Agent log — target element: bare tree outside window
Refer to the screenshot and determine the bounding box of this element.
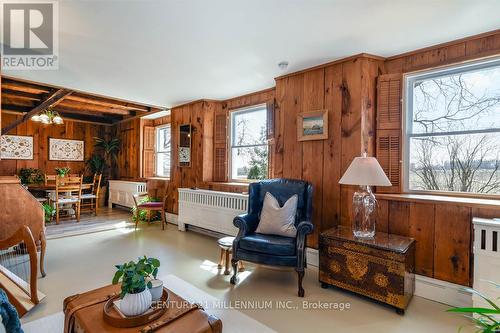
[230,105,268,180]
[407,60,500,195]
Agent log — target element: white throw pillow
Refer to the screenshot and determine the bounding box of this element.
[256,192,298,237]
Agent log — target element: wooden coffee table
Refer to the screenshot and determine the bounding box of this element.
[63,284,222,333]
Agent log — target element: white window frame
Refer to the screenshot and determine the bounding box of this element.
[403,57,500,197]
[229,104,269,182]
[154,124,171,179]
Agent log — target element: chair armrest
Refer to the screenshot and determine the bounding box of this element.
[296,221,314,248]
[233,213,259,238]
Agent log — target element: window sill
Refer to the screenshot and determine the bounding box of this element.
[146,177,171,181]
[375,193,500,209]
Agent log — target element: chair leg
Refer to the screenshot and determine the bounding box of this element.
[217,249,224,269]
[76,203,81,222]
[230,258,238,284]
[56,204,59,224]
[296,268,305,297]
[135,209,139,230]
[40,232,47,278]
[161,209,165,230]
[224,250,231,275]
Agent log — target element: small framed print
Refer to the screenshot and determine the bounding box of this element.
[297,109,328,141]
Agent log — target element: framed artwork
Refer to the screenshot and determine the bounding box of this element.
[297,110,328,141]
[178,124,191,167]
[49,138,84,161]
[0,135,34,160]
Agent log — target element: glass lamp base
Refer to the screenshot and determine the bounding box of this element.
[352,185,377,239]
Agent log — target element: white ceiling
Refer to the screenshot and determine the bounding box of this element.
[4,0,500,108]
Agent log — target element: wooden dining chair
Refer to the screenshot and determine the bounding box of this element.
[132,192,167,230]
[80,174,102,216]
[52,176,83,224]
[44,174,56,185]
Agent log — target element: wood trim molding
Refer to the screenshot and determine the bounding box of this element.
[386,29,500,60]
[274,53,386,80]
[376,193,500,209]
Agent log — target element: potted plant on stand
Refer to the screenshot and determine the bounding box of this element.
[112,256,160,316]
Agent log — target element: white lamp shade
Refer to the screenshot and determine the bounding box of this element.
[339,156,392,186]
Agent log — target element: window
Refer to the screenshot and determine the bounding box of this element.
[405,58,500,196]
[155,124,171,178]
[230,104,268,181]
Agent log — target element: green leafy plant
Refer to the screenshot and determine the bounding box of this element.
[42,203,55,223]
[448,281,500,332]
[131,196,161,222]
[18,168,44,185]
[55,167,71,177]
[86,154,105,175]
[112,256,160,298]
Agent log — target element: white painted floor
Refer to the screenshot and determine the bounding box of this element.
[22,209,472,333]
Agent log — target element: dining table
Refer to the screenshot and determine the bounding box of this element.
[28,183,93,191]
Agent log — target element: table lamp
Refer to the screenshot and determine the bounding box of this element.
[339,153,392,238]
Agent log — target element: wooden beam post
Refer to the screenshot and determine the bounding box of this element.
[1,88,72,135]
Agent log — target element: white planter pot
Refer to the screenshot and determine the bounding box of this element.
[119,288,152,316]
[149,279,163,301]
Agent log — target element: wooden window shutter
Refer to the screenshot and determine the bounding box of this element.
[143,126,155,178]
[376,74,402,193]
[213,111,228,182]
[266,100,275,140]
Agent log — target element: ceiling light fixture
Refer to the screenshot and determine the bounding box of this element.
[278,61,289,70]
[31,108,64,125]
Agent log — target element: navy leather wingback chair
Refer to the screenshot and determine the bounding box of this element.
[230,178,313,297]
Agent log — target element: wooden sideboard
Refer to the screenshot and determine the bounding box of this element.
[319,226,415,314]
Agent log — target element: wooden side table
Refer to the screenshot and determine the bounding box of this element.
[319,226,415,314]
[217,237,244,275]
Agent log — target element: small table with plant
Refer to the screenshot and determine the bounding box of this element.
[62,256,222,332]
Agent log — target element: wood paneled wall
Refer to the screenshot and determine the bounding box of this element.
[0,112,108,176]
[124,30,500,287]
[273,56,383,247]
[114,118,144,180]
[374,29,500,286]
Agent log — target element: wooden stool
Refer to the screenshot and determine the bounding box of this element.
[217,236,244,275]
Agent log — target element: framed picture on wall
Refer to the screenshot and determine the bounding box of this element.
[297,109,328,141]
[48,138,85,161]
[0,135,34,160]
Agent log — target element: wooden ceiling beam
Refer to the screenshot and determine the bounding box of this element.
[1,88,43,101]
[65,94,150,112]
[1,79,51,94]
[1,88,73,135]
[57,100,131,115]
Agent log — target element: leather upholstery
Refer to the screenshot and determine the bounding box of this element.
[231,178,314,295]
[239,233,296,256]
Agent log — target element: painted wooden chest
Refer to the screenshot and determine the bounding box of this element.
[319,226,415,313]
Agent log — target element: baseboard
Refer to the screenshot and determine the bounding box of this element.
[306,248,319,267]
[165,212,178,225]
[414,275,472,308]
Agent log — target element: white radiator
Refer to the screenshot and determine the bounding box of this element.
[178,188,248,236]
[108,180,147,209]
[472,217,500,315]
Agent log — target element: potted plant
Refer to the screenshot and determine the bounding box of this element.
[112,256,160,316]
[18,168,44,185]
[42,203,55,223]
[55,167,71,177]
[94,137,120,206]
